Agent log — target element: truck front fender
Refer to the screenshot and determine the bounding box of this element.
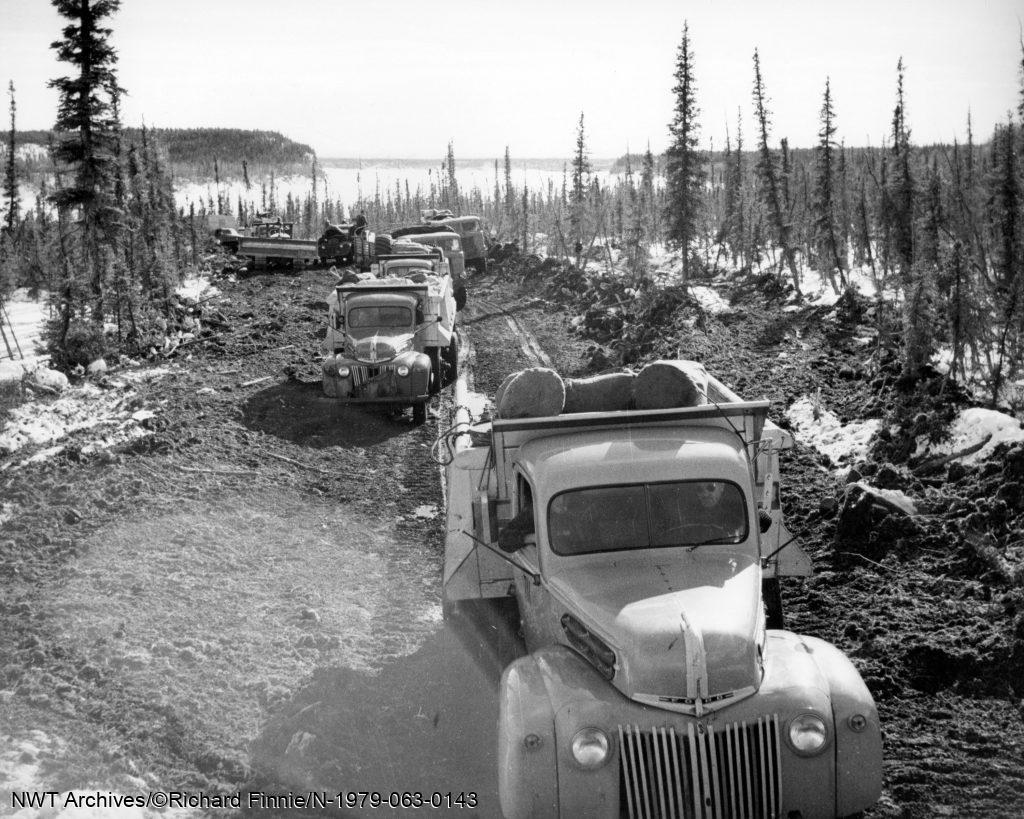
[801,635,883,817]
[499,654,559,819]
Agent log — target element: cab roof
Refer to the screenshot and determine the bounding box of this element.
[514,426,751,497]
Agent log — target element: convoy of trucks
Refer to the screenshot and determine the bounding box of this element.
[224,198,880,817]
[443,371,881,819]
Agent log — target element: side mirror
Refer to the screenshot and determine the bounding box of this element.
[758,509,773,534]
[334,313,345,331]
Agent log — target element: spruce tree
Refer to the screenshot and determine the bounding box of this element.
[887,58,915,274]
[986,119,1023,403]
[664,22,705,282]
[569,112,591,264]
[445,141,459,213]
[48,0,125,330]
[752,49,801,297]
[812,78,843,291]
[3,81,20,237]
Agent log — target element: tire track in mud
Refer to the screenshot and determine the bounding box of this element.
[468,298,552,369]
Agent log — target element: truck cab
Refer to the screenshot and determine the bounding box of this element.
[421,209,488,273]
[443,375,881,818]
[317,221,357,265]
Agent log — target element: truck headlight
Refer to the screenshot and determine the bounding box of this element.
[396,364,410,377]
[571,728,611,769]
[787,714,829,756]
[336,365,350,378]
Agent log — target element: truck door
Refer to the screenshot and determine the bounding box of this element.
[510,473,544,646]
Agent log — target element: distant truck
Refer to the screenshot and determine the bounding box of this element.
[321,249,459,424]
[356,228,468,310]
[217,214,358,268]
[421,209,488,273]
[443,371,881,819]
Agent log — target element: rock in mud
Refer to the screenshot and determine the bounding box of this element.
[835,481,921,557]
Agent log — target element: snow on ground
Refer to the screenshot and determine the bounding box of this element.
[175,276,218,303]
[785,395,881,467]
[689,285,732,315]
[0,731,197,819]
[1,290,50,382]
[932,407,1024,464]
[848,481,919,515]
[0,367,169,467]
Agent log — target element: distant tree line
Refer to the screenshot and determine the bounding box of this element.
[1,6,1022,410]
[1,127,313,179]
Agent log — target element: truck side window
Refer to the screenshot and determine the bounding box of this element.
[498,478,535,552]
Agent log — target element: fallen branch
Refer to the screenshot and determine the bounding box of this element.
[963,530,1020,586]
[911,433,992,476]
[264,451,331,474]
[174,464,260,476]
[240,376,273,388]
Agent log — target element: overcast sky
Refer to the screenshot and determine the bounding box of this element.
[1,0,1021,159]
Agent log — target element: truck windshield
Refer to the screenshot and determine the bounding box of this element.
[547,480,748,555]
[348,306,413,328]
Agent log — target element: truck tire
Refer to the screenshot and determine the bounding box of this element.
[441,335,459,386]
[427,348,441,395]
[412,402,427,425]
[763,577,785,630]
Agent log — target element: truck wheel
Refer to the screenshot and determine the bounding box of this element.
[442,335,459,386]
[763,578,785,630]
[428,348,441,395]
[412,402,427,425]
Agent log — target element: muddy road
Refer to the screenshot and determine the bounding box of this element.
[2,266,1024,818]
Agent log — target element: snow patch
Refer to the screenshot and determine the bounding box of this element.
[0,290,50,382]
[933,407,1024,464]
[411,505,438,520]
[850,481,919,516]
[689,285,732,315]
[0,371,167,464]
[175,276,218,302]
[785,396,880,466]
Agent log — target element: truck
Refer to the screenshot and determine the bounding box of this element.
[321,249,459,424]
[355,229,468,310]
[443,370,882,819]
[219,215,358,268]
[421,208,488,273]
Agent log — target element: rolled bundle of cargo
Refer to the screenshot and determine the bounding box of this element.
[391,239,431,255]
[340,270,374,284]
[562,371,636,413]
[495,367,566,419]
[632,359,708,409]
[374,234,394,255]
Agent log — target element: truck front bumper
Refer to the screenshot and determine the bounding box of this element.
[322,353,431,403]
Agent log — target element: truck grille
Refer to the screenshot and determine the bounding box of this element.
[618,716,782,819]
[351,365,397,386]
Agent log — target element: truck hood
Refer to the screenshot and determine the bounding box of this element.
[548,553,762,714]
[346,332,414,364]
